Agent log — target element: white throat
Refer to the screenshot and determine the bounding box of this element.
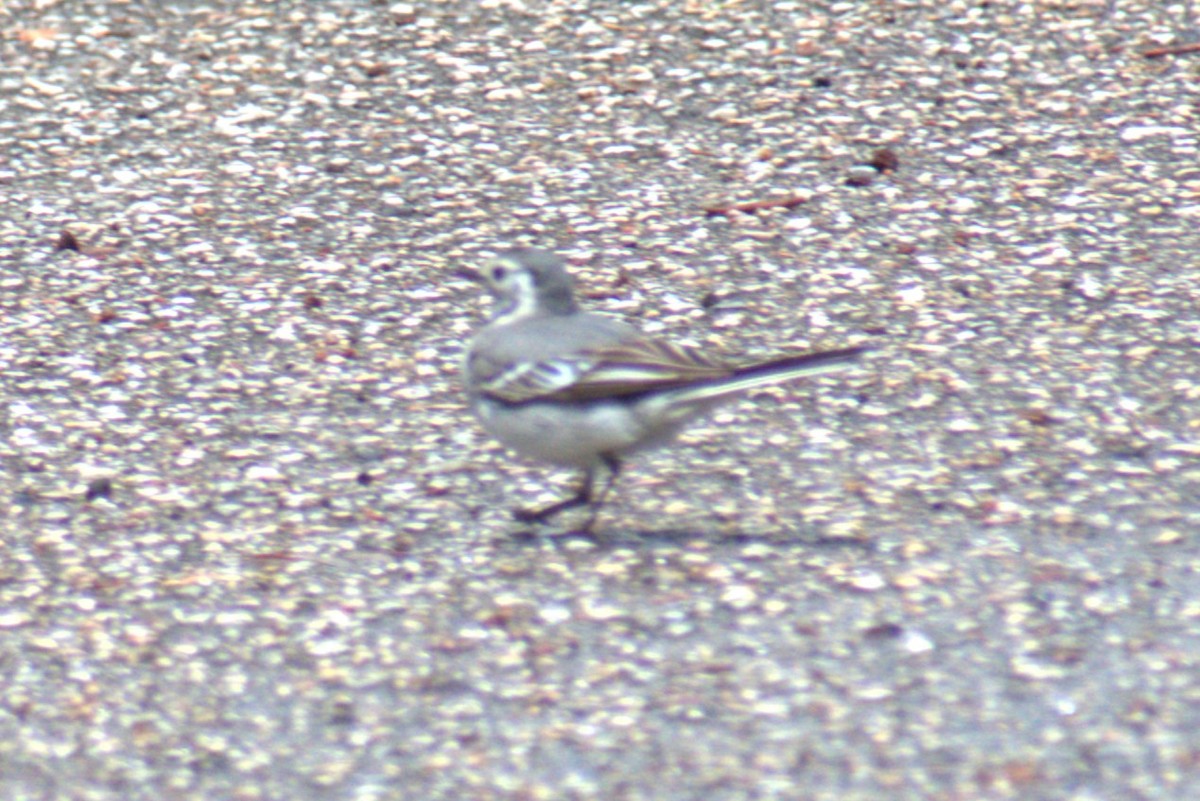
[490,272,541,326]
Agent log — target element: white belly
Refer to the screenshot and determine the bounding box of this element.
[473,397,686,467]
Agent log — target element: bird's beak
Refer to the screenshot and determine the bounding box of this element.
[453,266,484,284]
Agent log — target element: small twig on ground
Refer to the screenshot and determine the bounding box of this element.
[703,196,808,217]
[1142,42,1200,58]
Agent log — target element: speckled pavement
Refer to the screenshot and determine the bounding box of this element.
[2,2,1199,799]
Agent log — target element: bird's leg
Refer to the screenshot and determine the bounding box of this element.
[513,466,595,524]
[578,455,621,534]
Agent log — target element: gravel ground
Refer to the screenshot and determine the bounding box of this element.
[2,1,1200,799]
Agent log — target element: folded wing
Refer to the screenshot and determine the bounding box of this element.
[478,336,734,404]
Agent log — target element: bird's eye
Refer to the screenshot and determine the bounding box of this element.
[490,265,507,282]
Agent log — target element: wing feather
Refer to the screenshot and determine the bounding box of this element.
[477,336,734,404]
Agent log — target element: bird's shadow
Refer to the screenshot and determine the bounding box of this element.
[499,524,877,552]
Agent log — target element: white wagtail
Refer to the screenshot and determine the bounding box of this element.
[463,248,866,530]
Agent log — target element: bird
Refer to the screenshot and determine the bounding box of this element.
[462,248,866,532]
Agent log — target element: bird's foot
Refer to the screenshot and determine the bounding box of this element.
[512,493,590,524]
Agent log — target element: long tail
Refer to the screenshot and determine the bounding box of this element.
[667,346,866,406]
